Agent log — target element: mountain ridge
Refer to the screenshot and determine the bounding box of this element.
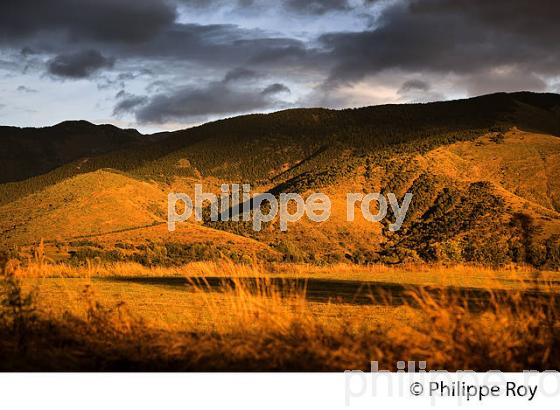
[2,91,560,268]
[2,91,560,200]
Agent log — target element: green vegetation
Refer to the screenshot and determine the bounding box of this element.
[63,241,269,267]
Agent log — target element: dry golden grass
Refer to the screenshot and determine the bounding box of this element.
[427,131,560,208]
[15,256,560,293]
[425,130,560,237]
[0,170,167,244]
[18,264,418,333]
[1,255,559,371]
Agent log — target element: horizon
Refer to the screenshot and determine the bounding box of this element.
[1,89,555,135]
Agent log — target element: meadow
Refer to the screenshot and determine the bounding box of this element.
[1,252,559,371]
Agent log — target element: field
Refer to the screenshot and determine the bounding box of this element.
[2,256,559,371]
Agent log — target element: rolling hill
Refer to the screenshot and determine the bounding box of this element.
[1,92,559,268]
[0,120,149,184]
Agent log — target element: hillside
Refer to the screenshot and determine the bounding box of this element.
[202,129,560,267]
[1,92,560,268]
[0,169,167,243]
[0,169,275,264]
[0,120,144,184]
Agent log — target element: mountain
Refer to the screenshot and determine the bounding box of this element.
[2,91,560,204]
[0,120,144,184]
[1,92,559,268]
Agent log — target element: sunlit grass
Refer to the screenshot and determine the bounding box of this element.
[14,256,559,292]
[2,254,559,371]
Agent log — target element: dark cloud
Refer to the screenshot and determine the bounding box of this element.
[4,0,558,90]
[128,69,291,123]
[113,23,313,71]
[47,50,115,79]
[224,67,260,83]
[399,79,430,94]
[135,83,262,123]
[320,0,560,89]
[178,0,353,14]
[262,83,290,95]
[283,0,350,15]
[249,40,313,66]
[1,1,316,78]
[177,0,255,8]
[113,93,149,116]
[0,0,176,45]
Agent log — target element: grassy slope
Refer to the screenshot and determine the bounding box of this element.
[0,169,276,265]
[0,169,167,244]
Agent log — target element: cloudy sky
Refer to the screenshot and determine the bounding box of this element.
[1,0,559,133]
